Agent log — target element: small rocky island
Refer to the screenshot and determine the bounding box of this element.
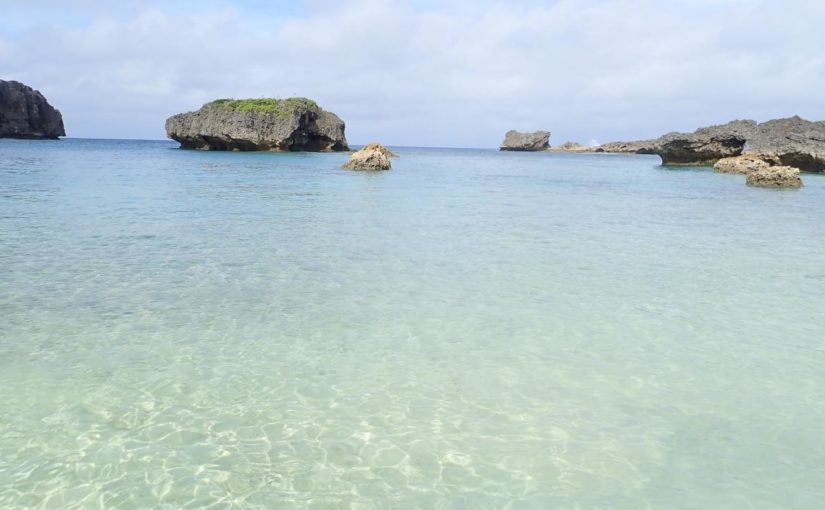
[0,80,65,139]
[343,143,395,171]
[165,98,348,151]
[500,130,550,151]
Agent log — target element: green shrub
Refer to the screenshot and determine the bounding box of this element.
[205,98,318,117]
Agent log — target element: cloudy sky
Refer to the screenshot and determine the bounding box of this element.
[2,0,824,147]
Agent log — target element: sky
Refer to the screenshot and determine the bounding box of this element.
[2,0,824,147]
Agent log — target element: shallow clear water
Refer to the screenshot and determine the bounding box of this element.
[1,138,824,509]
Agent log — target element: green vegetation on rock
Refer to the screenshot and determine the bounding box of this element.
[206,98,318,117]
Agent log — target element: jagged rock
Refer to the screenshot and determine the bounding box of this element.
[713,154,770,174]
[596,140,658,154]
[653,116,825,172]
[743,116,825,173]
[343,143,391,170]
[360,142,398,158]
[499,130,550,151]
[0,80,65,139]
[165,98,348,151]
[746,166,802,188]
[655,120,757,165]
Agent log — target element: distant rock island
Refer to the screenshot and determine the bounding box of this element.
[165,98,348,151]
[500,130,550,151]
[0,80,65,139]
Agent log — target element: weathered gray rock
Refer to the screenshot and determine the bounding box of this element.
[655,120,757,165]
[0,80,65,139]
[743,116,825,173]
[713,154,769,174]
[343,143,391,170]
[746,166,802,188]
[596,140,658,154]
[653,116,825,172]
[500,130,550,151]
[165,98,348,151]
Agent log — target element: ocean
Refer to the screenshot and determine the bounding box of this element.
[1,138,824,508]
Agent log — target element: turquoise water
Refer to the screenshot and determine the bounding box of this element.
[1,138,824,509]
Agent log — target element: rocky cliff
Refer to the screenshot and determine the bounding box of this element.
[0,80,65,139]
[499,130,550,151]
[165,98,348,151]
[653,117,825,172]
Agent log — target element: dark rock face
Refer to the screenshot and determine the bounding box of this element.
[499,130,550,151]
[655,120,757,165]
[744,116,825,173]
[165,98,348,151]
[653,117,825,172]
[0,80,65,139]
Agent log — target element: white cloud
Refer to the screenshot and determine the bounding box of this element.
[2,0,825,146]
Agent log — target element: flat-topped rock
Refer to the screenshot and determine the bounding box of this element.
[549,141,593,153]
[165,98,348,151]
[746,166,802,188]
[343,143,392,170]
[713,154,769,174]
[500,130,550,151]
[0,80,65,139]
[597,140,658,154]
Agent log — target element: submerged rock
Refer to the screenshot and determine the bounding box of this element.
[0,80,65,139]
[165,98,348,151]
[499,130,550,151]
[746,166,802,188]
[713,154,769,174]
[343,143,392,170]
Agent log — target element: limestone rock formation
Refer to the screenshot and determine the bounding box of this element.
[713,155,770,174]
[653,116,825,172]
[360,142,397,158]
[343,143,392,170]
[165,98,348,151]
[499,130,550,151]
[0,80,65,139]
[655,120,757,166]
[746,166,802,188]
[743,116,825,173]
[596,140,658,154]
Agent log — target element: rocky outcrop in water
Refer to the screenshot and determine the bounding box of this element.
[548,141,592,153]
[743,116,825,173]
[653,117,825,172]
[713,155,769,174]
[500,130,550,151]
[596,140,658,154]
[0,80,65,139]
[655,120,756,165]
[165,98,348,151]
[746,166,802,188]
[343,143,392,170]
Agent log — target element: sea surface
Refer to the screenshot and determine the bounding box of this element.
[1,138,824,509]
